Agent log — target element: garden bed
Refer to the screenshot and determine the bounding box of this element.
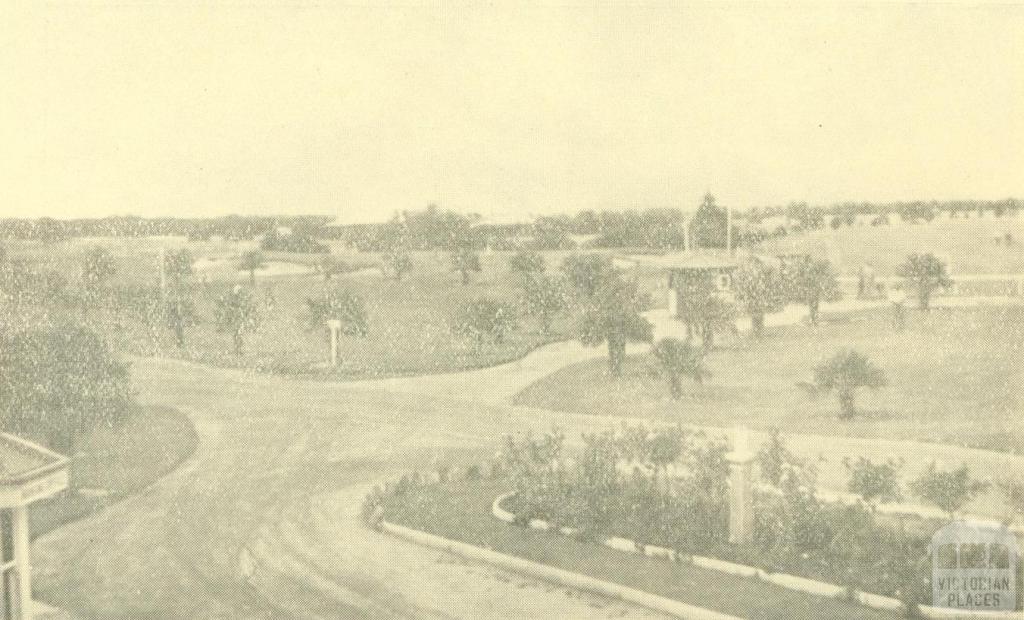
[375,475,901,620]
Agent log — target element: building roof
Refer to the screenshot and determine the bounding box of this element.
[0,433,68,485]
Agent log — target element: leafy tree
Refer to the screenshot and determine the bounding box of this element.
[214,287,261,355]
[304,288,369,359]
[844,457,903,510]
[910,462,989,517]
[450,243,482,285]
[386,249,413,281]
[577,275,653,376]
[82,246,117,302]
[315,255,351,283]
[451,297,517,346]
[732,259,787,334]
[236,250,266,286]
[561,253,614,299]
[509,250,545,279]
[786,257,841,325]
[693,295,737,350]
[0,324,134,453]
[164,294,199,348]
[691,193,728,249]
[811,349,886,419]
[650,337,708,400]
[519,274,568,334]
[163,249,195,287]
[897,253,953,310]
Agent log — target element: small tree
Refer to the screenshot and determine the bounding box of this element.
[650,337,708,400]
[452,298,517,346]
[732,259,787,335]
[811,349,886,419]
[164,293,199,348]
[520,274,568,334]
[910,462,989,518]
[897,253,953,310]
[214,287,260,355]
[315,255,351,283]
[577,275,654,376]
[509,250,545,279]
[163,249,195,288]
[561,253,614,299]
[786,257,841,325]
[82,246,117,308]
[997,478,1024,525]
[386,249,413,281]
[695,296,737,350]
[236,250,266,286]
[304,289,369,361]
[844,457,903,511]
[451,243,482,286]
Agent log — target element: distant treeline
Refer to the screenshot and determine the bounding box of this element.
[0,215,333,242]
[2,197,1020,251]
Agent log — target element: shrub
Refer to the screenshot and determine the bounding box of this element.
[844,457,903,509]
[451,298,517,346]
[910,461,989,517]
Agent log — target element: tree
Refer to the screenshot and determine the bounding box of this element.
[897,253,953,310]
[561,253,614,299]
[164,294,199,348]
[910,462,989,518]
[450,242,482,285]
[811,350,887,419]
[315,255,351,283]
[163,249,195,287]
[650,337,708,400]
[386,249,413,281]
[577,275,654,376]
[520,274,568,335]
[236,250,266,286]
[732,259,787,334]
[214,286,260,355]
[509,250,545,279]
[0,324,134,453]
[691,193,728,249]
[451,298,517,346]
[82,246,116,301]
[844,457,903,511]
[997,478,1024,525]
[304,288,369,360]
[786,257,841,325]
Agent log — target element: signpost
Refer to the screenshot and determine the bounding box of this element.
[326,319,342,368]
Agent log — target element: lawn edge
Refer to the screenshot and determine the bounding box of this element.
[379,519,743,620]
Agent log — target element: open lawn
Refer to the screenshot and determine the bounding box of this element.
[756,213,1024,276]
[515,306,1024,453]
[5,240,666,379]
[382,477,899,620]
[30,405,198,537]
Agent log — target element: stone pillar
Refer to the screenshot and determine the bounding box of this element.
[326,320,341,368]
[13,505,31,620]
[726,427,755,545]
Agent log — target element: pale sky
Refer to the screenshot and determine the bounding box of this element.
[2,1,1022,222]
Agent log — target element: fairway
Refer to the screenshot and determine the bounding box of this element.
[515,306,1024,453]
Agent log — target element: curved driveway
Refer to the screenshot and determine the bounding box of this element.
[32,296,1023,618]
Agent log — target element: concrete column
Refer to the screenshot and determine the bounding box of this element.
[13,505,31,620]
[726,427,755,545]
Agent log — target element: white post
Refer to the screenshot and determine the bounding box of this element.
[13,505,31,620]
[326,320,341,368]
[726,426,754,544]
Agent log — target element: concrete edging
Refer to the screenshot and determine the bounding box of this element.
[380,520,743,620]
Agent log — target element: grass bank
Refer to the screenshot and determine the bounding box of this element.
[515,306,1024,454]
[31,405,198,537]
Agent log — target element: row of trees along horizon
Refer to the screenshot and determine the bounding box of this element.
[0,214,953,457]
[1,195,1022,250]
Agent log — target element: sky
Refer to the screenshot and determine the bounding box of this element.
[2,1,1023,223]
